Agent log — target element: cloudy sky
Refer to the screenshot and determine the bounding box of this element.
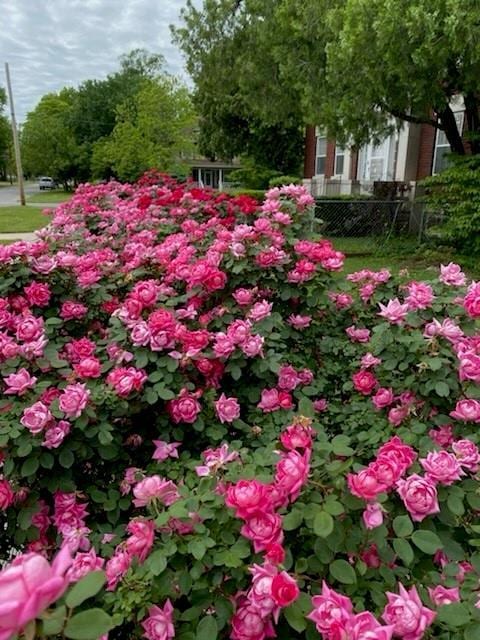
[0,0,197,122]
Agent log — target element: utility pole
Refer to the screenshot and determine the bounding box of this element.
[4,62,25,206]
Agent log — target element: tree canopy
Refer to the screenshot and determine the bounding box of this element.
[174,0,480,155]
[20,49,196,184]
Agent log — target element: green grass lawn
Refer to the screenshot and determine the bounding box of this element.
[28,190,72,204]
[0,206,52,233]
[331,235,479,280]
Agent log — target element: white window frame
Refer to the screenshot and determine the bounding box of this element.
[432,111,464,175]
[334,144,346,177]
[315,134,327,176]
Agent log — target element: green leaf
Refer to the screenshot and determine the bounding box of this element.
[196,616,218,640]
[59,449,74,468]
[392,515,414,537]
[435,381,450,397]
[41,605,66,635]
[146,550,167,576]
[188,539,207,560]
[329,559,356,584]
[65,572,105,608]
[283,510,304,531]
[447,494,465,516]
[21,457,39,477]
[284,601,307,632]
[64,609,114,640]
[313,511,334,538]
[393,538,414,565]
[436,602,471,627]
[411,530,443,554]
[298,396,314,417]
[464,623,480,640]
[331,435,354,456]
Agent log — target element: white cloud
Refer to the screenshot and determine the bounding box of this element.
[0,0,195,121]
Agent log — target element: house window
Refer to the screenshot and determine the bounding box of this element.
[433,111,464,174]
[316,135,327,175]
[334,145,345,176]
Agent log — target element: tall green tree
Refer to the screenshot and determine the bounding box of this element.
[67,48,166,179]
[92,77,196,182]
[175,0,480,155]
[21,89,82,189]
[172,0,305,174]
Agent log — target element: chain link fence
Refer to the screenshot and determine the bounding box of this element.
[314,199,445,247]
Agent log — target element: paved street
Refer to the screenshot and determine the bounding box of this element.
[0,182,39,206]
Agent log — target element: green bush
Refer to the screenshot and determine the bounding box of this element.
[422,155,480,255]
[268,175,302,187]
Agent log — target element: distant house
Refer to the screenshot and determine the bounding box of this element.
[187,154,241,190]
[303,96,466,197]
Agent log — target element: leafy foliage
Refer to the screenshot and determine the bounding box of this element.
[423,155,480,255]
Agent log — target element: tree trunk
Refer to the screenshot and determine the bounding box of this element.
[437,104,465,155]
[464,92,480,155]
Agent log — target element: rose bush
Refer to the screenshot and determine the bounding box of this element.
[0,173,480,639]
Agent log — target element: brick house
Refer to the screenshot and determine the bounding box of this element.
[303,97,465,197]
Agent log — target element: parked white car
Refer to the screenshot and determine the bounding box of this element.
[38,177,57,190]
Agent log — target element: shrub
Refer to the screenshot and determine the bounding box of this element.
[268,175,302,188]
[0,177,479,639]
[422,154,480,255]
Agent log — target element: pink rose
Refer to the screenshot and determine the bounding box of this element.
[308,581,353,636]
[248,300,273,322]
[241,334,264,357]
[271,571,299,607]
[396,474,440,522]
[439,262,466,286]
[42,420,71,449]
[133,476,180,508]
[428,585,460,606]
[274,450,310,502]
[372,387,394,409]
[105,549,132,591]
[378,299,409,324]
[450,398,480,422]
[362,502,384,529]
[141,600,175,640]
[215,393,240,423]
[231,600,276,640]
[348,613,395,640]
[152,440,181,462]
[125,518,155,563]
[16,315,44,341]
[405,282,434,310]
[280,422,314,450]
[258,388,280,412]
[3,368,37,395]
[248,563,278,617]
[0,478,15,510]
[225,480,271,519]
[74,357,101,379]
[233,288,256,306]
[20,401,52,434]
[24,282,51,307]
[419,451,464,485]
[346,326,371,343]
[167,389,201,424]
[130,279,159,307]
[452,439,480,472]
[352,370,378,395]
[60,301,88,321]
[0,545,72,639]
[277,365,301,391]
[382,584,436,640]
[66,549,104,582]
[59,383,90,418]
[240,511,284,552]
[348,468,386,501]
[107,367,147,397]
[287,314,312,329]
[464,281,480,318]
